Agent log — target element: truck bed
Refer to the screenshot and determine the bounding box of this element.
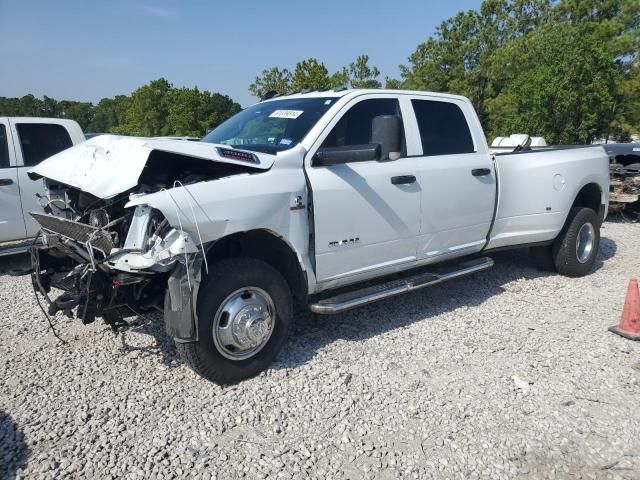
[486,145,609,250]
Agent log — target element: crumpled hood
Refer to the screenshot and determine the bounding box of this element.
[29,134,274,199]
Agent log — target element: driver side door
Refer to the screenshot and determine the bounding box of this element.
[0,120,27,243]
[305,95,423,285]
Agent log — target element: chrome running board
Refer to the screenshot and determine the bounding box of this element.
[309,256,494,314]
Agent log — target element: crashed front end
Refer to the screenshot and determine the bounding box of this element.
[30,185,200,334]
[28,134,269,337]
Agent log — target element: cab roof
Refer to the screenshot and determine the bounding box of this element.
[260,88,469,103]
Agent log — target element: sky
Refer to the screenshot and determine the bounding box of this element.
[0,0,482,107]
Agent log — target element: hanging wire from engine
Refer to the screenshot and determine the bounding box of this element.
[29,231,67,344]
[172,180,209,275]
[33,286,67,344]
[84,239,97,271]
[165,189,193,290]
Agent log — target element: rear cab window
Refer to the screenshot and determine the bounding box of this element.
[16,123,72,167]
[411,99,475,156]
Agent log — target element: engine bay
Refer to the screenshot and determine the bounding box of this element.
[30,150,261,328]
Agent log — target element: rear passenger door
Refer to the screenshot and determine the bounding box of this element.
[9,120,73,237]
[0,120,27,242]
[409,97,496,260]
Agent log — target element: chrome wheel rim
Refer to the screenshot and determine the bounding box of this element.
[576,222,595,264]
[212,287,275,361]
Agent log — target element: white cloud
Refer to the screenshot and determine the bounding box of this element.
[141,5,178,18]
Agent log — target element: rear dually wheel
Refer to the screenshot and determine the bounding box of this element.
[552,207,600,277]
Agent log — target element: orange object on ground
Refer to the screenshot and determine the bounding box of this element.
[609,277,640,341]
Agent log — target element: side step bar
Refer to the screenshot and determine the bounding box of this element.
[309,256,494,314]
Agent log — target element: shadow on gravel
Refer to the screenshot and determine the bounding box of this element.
[596,237,617,269]
[273,240,617,371]
[116,312,182,368]
[0,410,29,480]
[0,253,30,276]
[92,238,617,373]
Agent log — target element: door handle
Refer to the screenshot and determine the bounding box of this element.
[391,175,416,185]
[0,178,13,186]
[471,168,491,177]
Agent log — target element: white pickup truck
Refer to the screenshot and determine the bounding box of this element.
[27,89,609,384]
[0,117,84,253]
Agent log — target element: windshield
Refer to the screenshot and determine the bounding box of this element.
[201,97,338,154]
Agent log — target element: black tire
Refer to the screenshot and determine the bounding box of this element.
[530,244,556,272]
[552,207,600,277]
[176,258,293,384]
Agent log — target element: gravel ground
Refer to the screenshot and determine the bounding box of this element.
[1,221,640,480]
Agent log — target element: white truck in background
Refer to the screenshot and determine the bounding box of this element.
[27,89,609,384]
[0,118,84,254]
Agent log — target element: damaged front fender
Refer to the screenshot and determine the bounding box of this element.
[108,228,200,272]
[164,254,203,342]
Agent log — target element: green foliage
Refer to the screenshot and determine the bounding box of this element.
[486,22,619,143]
[86,96,130,133]
[165,87,241,137]
[291,58,332,91]
[349,55,382,89]
[2,0,639,143]
[248,55,384,96]
[0,79,240,137]
[400,0,552,128]
[59,100,93,131]
[399,0,639,143]
[609,60,640,141]
[111,78,171,136]
[384,77,404,89]
[329,68,350,89]
[248,67,292,98]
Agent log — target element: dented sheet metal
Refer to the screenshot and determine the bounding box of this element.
[28,135,274,199]
[124,166,308,245]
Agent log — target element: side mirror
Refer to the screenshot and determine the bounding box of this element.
[314,144,381,166]
[371,115,402,161]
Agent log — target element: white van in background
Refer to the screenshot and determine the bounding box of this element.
[0,118,84,253]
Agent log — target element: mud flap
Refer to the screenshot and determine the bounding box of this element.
[164,255,203,342]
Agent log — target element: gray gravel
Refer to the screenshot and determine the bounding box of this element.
[1,221,640,480]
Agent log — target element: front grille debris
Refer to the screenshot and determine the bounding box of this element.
[30,212,114,254]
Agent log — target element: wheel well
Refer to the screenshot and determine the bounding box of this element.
[572,183,604,219]
[205,230,308,307]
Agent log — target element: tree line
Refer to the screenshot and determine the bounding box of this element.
[0,78,241,137]
[1,0,638,144]
[249,0,639,144]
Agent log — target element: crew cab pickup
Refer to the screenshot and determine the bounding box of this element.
[27,90,609,384]
[0,118,84,253]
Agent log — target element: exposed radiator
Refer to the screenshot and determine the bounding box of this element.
[30,212,114,255]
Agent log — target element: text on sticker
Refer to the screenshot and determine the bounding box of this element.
[269,110,304,119]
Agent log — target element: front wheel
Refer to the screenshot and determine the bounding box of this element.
[176,258,293,384]
[552,207,601,277]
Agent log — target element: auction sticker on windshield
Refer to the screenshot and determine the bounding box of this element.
[269,110,304,119]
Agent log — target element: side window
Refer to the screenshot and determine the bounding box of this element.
[16,123,73,167]
[0,125,9,168]
[411,100,475,156]
[322,98,404,149]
